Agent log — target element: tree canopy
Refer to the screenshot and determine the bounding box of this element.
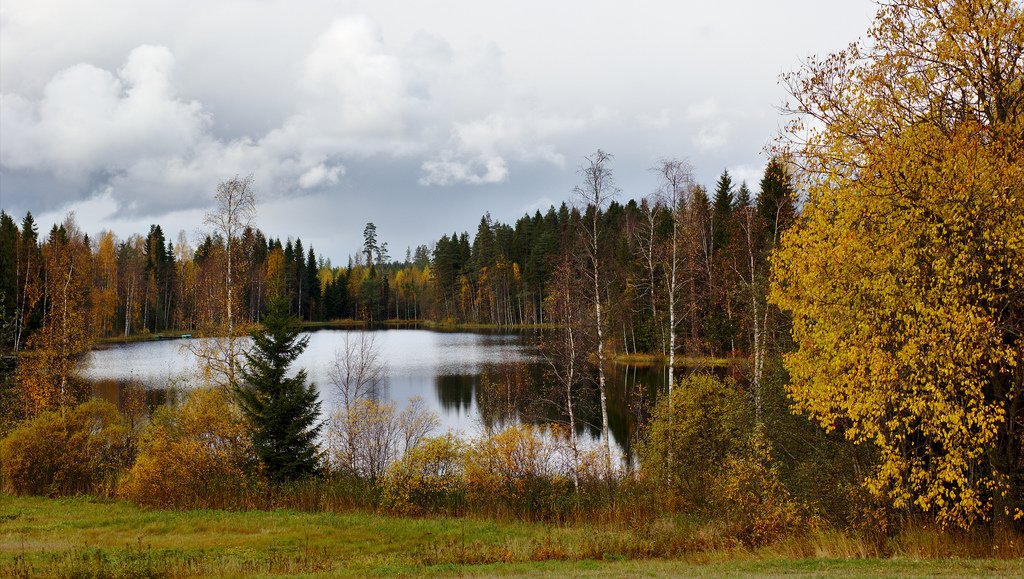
[771,0,1024,529]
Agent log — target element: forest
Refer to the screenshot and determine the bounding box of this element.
[0,0,1022,573]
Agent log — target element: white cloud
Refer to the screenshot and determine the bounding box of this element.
[418,111,597,186]
[297,17,405,138]
[693,121,731,151]
[637,108,674,130]
[0,0,879,258]
[685,98,720,121]
[1,45,208,177]
[728,164,764,188]
[522,196,556,214]
[298,162,345,189]
[419,155,508,186]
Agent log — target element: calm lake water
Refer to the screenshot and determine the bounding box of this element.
[84,328,683,457]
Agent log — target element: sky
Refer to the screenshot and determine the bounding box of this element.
[0,0,877,263]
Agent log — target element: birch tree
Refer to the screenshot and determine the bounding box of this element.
[653,159,695,395]
[197,175,256,389]
[574,150,618,472]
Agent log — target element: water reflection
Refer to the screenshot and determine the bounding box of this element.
[435,374,476,415]
[84,328,727,457]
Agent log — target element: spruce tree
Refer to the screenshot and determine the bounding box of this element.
[711,169,735,251]
[236,296,322,481]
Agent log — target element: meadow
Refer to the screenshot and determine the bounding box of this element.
[2,495,1023,577]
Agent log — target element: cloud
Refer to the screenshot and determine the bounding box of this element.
[0,0,879,260]
[276,17,406,148]
[298,162,345,189]
[0,20,410,213]
[1,15,597,214]
[728,164,763,188]
[418,111,595,186]
[685,98,720,121]
[419,155,508,186]
[693,121,731,151]
[1,45,208,178]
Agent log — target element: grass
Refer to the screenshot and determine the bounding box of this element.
[95,331,196,345]
[611,352,733,368]
[420,320,556,332]
[2,495,1023,577]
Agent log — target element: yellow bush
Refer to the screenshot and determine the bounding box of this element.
[714,431,804,546]
[119,387,261,509]
[381,433,464,515]
[636,374,751,511]
[464,424,569,518]
[0,399,130,496]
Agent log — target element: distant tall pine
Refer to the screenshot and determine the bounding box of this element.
[236,295,322,481]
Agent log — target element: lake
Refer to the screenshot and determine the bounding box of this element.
[84,328,684,457]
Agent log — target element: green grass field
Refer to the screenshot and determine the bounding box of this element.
[2,495,1023,577]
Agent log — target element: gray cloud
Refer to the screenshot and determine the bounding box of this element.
[1,0,878,258]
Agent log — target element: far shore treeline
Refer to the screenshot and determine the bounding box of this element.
[0,159,786,350]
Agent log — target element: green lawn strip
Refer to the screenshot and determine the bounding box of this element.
[2,496,1023,577]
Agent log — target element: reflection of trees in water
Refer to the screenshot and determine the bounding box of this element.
[90,379,177,415]
[435,374,476,414]
[470,360,729,461]
[476,361,546,431]
[90,346,734,463]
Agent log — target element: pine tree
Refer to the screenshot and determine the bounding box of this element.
[236,295,322,481]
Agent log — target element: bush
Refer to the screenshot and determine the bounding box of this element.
[714,430,805,546]
[381,433,465,515]
[636,374,751,511]
[464,424,572,519]
[326,396,438,483]
[119,387,261,509]
[0,399,131,496]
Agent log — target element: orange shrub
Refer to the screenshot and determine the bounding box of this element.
[119,387,261,508]
[464,424,571,518]
[0,399,130,496]
[714,431,805,546]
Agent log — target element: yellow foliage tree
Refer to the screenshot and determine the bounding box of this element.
[381,433,465,515]
[16,218,92,415]
[771,0,1024,528]
[91,230,118,337]
[464,424,566,518]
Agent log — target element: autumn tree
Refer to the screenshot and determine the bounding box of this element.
[197,175,256,389]
[541,246,590,488]
[16,216,92,415]
[0,213,16,329]
[771,0,1024,528]
[13,213,41,352]
[92,231,118,337]
[652,159,695,393]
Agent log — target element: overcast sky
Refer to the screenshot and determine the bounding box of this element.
[1,0,876,262]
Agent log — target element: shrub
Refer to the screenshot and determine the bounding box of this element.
[464,424,571,519]
[714,430,805,546]
[381,433,465,515]
[636,374,752,511]
[119,387,261,509]
[326,396,438,483]
[0,399,130,496]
